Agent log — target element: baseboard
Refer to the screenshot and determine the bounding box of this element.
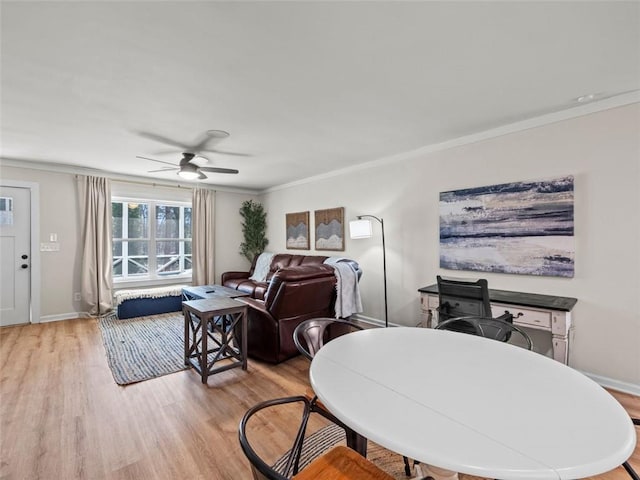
[39,312,91,323]
[351,315,640,396]
[579,371,640,396]
[350,313,408,328]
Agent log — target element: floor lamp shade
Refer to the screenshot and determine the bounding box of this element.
[349,215,388,328]
[349,219,373,239]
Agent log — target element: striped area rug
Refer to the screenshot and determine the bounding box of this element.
[273,424,486,480]
[98,312,187,385]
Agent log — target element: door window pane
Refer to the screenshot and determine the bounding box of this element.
[0,197,14,225]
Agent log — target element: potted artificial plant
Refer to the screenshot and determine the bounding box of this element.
[239,200,268,262]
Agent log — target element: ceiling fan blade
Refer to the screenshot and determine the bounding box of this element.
[199,167,239,175]
[136,131,188,149]
[148,167,178,173]
[136,155,178,167]
[150,149,182,156]
[200,149,251,157]
[192,129,230,151]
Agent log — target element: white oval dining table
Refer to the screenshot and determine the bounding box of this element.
[309,327,636,480]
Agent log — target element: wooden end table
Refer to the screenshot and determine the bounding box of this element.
[183,297,248,383]
[182,284,250,300]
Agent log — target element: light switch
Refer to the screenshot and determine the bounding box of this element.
[49,233,58,242]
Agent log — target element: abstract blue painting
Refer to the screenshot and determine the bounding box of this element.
[440,176,574,277]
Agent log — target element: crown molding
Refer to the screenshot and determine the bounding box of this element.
[0,158,261,195]
[264,90,640,194]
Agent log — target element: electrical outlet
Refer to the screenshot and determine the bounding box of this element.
[74,292,81,302]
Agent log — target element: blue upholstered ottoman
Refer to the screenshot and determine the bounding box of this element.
[114,285,187,319]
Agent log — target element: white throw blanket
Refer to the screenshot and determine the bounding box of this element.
[113,285,187,307]
[249,252,275,282]
[324,258,362,318]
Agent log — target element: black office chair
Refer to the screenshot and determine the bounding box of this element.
[436,275,514,333]
[623,417,639,479]
[238,395,394,480]
[435,315,533,350]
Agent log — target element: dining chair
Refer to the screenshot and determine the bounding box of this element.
[435,316,534,350]
[622,417,639,479]
[294,318,424,478]
[293,318,364,361]
[293,318,368,457]
[238,395,394,480]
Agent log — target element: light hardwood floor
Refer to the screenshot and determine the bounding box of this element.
[1,318,638,480]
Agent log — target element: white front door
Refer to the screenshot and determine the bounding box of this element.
[0,186,31,326]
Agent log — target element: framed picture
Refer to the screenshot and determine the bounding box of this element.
[439,175,574,277]
[315,207,345,251]
[286,211,310,250]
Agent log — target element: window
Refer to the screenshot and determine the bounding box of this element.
[112,199,192,282]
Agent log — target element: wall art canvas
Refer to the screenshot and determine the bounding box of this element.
[286,211,310,250]
[439,176,574,277]
[315,207,345,251]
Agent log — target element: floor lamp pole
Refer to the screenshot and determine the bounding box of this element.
[358,215,388,328]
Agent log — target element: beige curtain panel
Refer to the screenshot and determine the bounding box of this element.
[77,175,113,315]
[192,188,216,285]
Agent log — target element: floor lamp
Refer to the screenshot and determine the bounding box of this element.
[349,215,388,328]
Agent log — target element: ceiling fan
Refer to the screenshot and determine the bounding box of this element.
[137,152,239,180]
[136,129,250,156]
[136,129,247,180]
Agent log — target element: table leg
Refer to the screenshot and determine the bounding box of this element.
[200,314,208,384]
[183,309,189,366]
[241,308,247,370]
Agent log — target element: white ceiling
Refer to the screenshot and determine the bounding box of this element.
[1,1,639,191]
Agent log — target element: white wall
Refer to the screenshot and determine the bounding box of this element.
[0,164,257,319]
[0,166,80,320]
[260,103,640,388]
[214,190,259,276]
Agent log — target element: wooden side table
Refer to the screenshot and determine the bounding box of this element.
[183,297,248,383]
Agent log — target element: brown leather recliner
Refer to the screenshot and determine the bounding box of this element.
[221,254,329,300]
[238,264,337,364]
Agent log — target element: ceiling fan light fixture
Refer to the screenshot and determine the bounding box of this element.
[177,162,200,180]
[177,170,200,180]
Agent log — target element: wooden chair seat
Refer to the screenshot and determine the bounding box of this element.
[293,446,394,480]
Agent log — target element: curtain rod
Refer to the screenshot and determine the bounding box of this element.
[2,158,259,194]
[74,174,209,191]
